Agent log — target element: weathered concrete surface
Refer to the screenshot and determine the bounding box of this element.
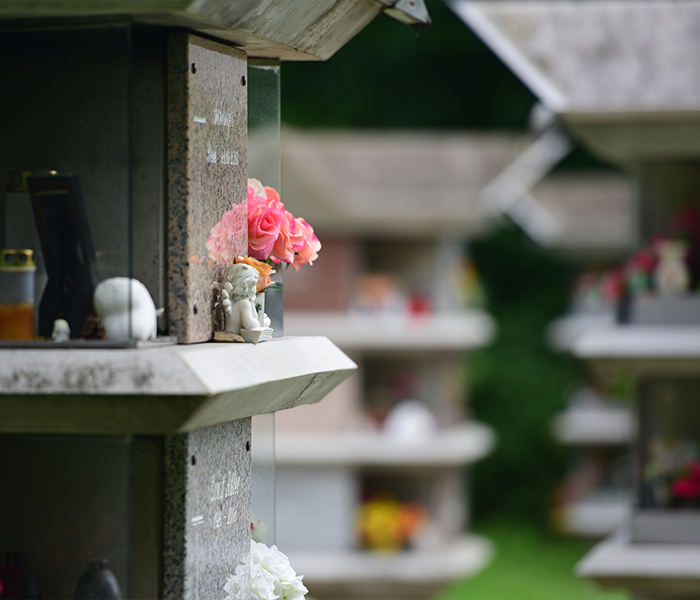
[453,1,700,114]
[452,1,700,162]
[0,337,357,434]
[0,0,411,61]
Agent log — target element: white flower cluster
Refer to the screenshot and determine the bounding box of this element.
[224,540,307,600]
[250,540,308,600]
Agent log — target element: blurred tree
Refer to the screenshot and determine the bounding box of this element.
[281,2,536,129]
[468,226,586,524]
[281,1,612,171]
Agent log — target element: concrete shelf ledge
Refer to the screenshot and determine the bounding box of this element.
[557,492,632,538]
[577,529,700,598]
[272,422,496,468]
[285,310,496,353]
[551,405,634,445]
[286,534,493,600]
[566,324,700,375]
[0,336,356,434]
[546,312,616,352]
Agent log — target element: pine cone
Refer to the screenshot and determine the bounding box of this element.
[82,313,107,339]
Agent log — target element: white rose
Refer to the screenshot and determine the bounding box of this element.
[251,540,308,600]
[248,178,267,198]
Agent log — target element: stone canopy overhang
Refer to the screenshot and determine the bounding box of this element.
[450,0,700,164]
[0,337,356,434]
[0,0,431,61]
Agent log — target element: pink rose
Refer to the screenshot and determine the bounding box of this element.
[271,209,318,265]
[264,186,281,202]
[243,179,321,268]
[291,218,321,269]
[247,188,285,261]
[270,211,295,264]
[206,203,246,265]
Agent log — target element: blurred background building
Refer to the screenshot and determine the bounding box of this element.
[266,2,651,599]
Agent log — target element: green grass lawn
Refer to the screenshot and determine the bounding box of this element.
[433,519,630,600]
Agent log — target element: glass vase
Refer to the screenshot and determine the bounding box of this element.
[265,262,285,337]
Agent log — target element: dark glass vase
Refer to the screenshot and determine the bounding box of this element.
[74,560,121,600]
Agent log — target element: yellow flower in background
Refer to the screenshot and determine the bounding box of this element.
[356,495,427,553]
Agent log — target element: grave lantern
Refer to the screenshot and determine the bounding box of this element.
[0,2,430,599]
[457,1,700,597]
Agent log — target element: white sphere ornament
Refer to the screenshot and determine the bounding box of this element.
[383,399,438,440]
[93,277,158,341]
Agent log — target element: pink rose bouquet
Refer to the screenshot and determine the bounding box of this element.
[247,179,321,270]
[207,179,320,271]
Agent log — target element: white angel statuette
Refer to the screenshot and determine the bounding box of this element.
[220,263,273,344]
[51,318,71,342]
[93,277,160,341]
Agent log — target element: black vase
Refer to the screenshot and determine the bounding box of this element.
[74,560,121,600]
[0,553,40,599]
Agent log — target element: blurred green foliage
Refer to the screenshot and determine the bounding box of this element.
[468,226,586,524]
[281,2,536,129]
[435,517,630,600]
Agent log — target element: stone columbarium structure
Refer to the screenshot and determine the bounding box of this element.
[0,2,431,599]
[454,1,700,598]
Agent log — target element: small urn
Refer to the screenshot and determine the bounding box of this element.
[74,560,122,600]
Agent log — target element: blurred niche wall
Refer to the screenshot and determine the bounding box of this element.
[277,0,634,526]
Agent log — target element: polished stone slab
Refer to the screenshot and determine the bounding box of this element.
[167,33,247,344]
[165,419,252,600]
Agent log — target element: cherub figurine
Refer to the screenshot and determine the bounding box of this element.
[220,263,273,343]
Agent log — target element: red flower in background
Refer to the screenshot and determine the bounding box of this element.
[670,460,700,501]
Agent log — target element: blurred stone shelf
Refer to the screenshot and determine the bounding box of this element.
[273,422,495,468]
[567,324,700,374]
[556,492,632,538]
[577,529,700,598]
[284,310,496,353]
[276,311,495,598]
[545,312,617,353]
[0,336,356,434]
[285,534,493,600]
[455,0,700,596]
[551,404,634,446]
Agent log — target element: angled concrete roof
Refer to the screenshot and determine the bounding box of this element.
[0,0,431,61]
[277,128,633,255]
[279,128,531,238]
[530,173,633,257]
[451,0,700,162]
[451,0,700,114]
